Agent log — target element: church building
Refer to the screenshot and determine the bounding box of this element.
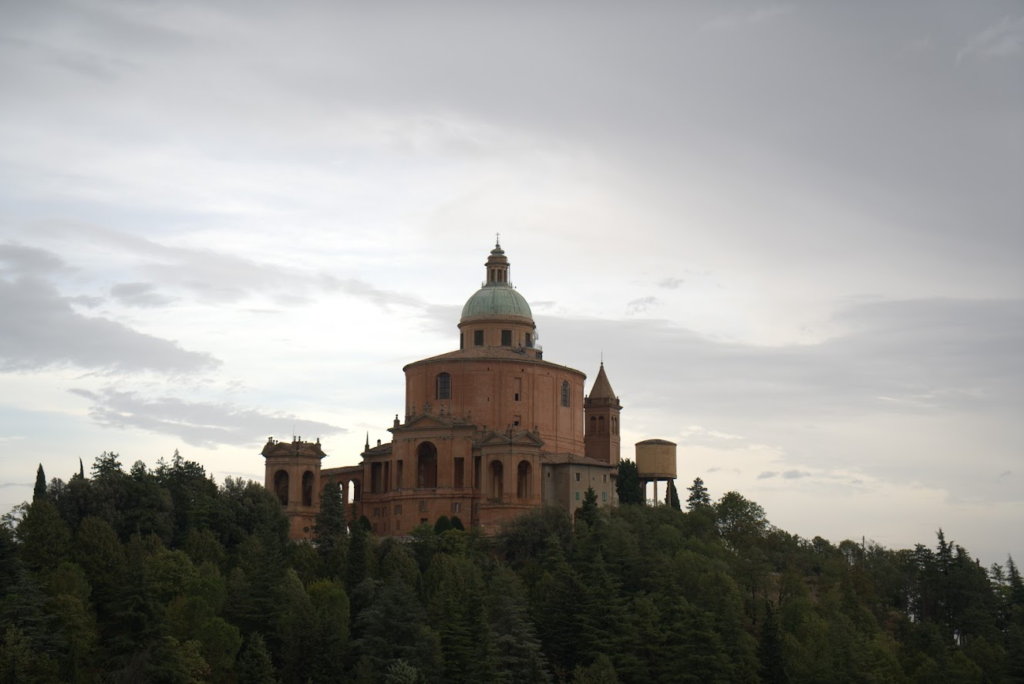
[262,241,622,539]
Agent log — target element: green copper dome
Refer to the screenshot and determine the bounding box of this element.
[461,284,533,320]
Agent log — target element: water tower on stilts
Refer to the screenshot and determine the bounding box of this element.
[635,439,677,505]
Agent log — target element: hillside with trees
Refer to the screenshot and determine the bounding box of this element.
[1,453,1021,683]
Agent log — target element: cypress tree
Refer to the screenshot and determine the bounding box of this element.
[32,464,46,503]
[666,480,681,511]
[314,478,348,579]
[578,488,599,529]
[346,524,368,596]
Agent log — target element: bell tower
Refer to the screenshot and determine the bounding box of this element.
[262,436,325,540]
[584,362,622,465]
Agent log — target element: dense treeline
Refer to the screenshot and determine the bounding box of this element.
[1,453,1022,683]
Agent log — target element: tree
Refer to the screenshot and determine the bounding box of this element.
[434,515,452,534]
[32,465,46,503]
[666,480,681,511]
[758,603,787,684]
[354,579,442,680]
[346,523,369,595]
[15,500,71,574]
[306,579,350,684]
[686,477,712,510]
[580,488,600,527]
[236,632,277,684]
[314,478,348,578]
[616,460,644,505]
[488,566,551,683]
[715,491,769,549]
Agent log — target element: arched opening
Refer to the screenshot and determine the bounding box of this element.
[561,380,570,407]
[436,372,451,400]
[417,442,438,488]
[273,470,289,505]
[353,479,361,502]
[612,417,618,435]
[302,470,314,507]
[517,460,531,499]
[589,415,597,434]
[598,416,605,434]
[490,460,504,500]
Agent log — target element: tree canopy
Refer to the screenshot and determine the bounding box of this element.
[1,457,1020,683]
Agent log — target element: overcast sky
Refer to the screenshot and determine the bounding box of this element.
[1,0,1021,566]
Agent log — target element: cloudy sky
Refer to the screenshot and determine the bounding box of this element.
[1,1,1021,565]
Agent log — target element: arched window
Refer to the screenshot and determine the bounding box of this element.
[274,470,289,505]
[590,416,597,434]
[517,460,532,499]
[612,417,618,435]
[561,380,570,407]
[598,416,605,434]
[418,442,438,488]
[436,372,451,400]
[490,460,504,500]
[302,470,314,507]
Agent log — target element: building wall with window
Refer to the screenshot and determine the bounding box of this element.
[541,459,618,520]
[402,354,585,457]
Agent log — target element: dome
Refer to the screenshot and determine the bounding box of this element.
[461,284,533,321]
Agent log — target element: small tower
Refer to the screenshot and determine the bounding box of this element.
[584,362,622,465]
[261,436,326,540]
[485,238,510,285]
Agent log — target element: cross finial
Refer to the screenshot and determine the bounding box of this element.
[495,232,500,247]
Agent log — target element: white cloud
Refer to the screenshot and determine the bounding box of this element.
[957,14,1024,64]
[702,4,795,32]
[0,276,218,374]
[71,387,346,448]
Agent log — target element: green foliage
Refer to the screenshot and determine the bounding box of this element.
[306,578,350,683]
[314,478,347,574]
[666,480,681,511]
[32,465,46,504]
[434,515,452,534]
[236,632,277,684]
[616,459,644,505]
[0,626,60,683]
[715,491,769,549]
[496,507,573,570]
[686,476,712,510]
[578,487,600,530]
[1,457,1018,684]
[15,500,71,574]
